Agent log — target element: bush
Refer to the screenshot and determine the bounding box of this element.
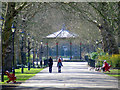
[111,54,120,68]
[89,48,120,68]
[97,54,120,68]
[95,61,103,67]
[89,48,106,60]
[90,52,98,59]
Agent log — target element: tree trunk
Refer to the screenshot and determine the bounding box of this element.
[118,2,120,47]
[118,30,120,47]
[2,2,16,72]
[2,2,27,72]
[97,2,119,54]
[99,19,119,54]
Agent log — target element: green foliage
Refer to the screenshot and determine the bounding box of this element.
[96,48,106,56]
[89,48,120,68]
[111,54,120,68]
[42,57,46,61]
[26,53,36,63]
[95,61,103,67]
[98,54,120,68]
[90,52,98,59]
[89,48,106,60]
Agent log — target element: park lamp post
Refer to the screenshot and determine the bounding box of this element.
[96,40,100,66]
[80,42,82,60]
[11,24,16,74]
[70,41,72,60]
[0,16,4,26]
[40,40,43,68]
[87,40,90,53]
[0,16,4,82]
[32,38,35,68]
[21,31,24,73]
[36,41,39,67]
[46,42,48,60]
[96,40,99,45]
[96,40,99,50]
[28,35,30,70]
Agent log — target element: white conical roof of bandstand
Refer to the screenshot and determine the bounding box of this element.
[46,25,78,39]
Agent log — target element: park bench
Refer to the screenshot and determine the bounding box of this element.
[105,65,111,72]
[5,71,16,83]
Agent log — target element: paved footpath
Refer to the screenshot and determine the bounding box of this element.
[17,62,119,89]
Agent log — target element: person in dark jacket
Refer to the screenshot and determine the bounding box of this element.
[57,58,63,73]
[48,56,53,73]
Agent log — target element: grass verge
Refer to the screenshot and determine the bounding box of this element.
[0,68,43,85]
[104,69,120,80]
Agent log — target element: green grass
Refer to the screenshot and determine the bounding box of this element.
[104,69,120,79]
[0,68,43,84]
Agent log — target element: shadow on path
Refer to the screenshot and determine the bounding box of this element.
[1,62,119,89]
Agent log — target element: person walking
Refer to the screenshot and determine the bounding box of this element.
[59,56,63,61]
[57,58,63,73]
[48,56,53,73]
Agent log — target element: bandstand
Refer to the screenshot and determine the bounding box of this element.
[44,24,78,60]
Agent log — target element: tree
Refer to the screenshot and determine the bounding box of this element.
[117,2,120,47]
[2,2,51,71]
[89,2,119,54]
[65,2,119,54]
[2,2,27,71]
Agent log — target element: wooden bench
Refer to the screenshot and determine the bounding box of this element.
[5,71,16,83]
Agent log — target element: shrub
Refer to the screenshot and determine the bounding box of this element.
[97,54,120,68]
[90,52,98,60]
[95,60,103,67]
[111,54,120,68]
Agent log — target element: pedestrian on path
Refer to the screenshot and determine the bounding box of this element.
[59,56,63,61]
[48,56,53,73]
[57,57,63,73]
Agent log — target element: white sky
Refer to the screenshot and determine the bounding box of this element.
[1,0,119,2]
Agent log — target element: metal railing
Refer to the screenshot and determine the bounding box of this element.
[88,59,95,68]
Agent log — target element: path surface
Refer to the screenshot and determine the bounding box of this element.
[17,62,119,89]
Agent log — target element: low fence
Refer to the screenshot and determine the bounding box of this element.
[84,55,95,68]
[84,55,89,62]
[88,59,95,68]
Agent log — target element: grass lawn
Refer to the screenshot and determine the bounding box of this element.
[0,68,43,85]
[104,69,120,80]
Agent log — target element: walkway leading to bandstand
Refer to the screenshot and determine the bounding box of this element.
[17,62,119,89]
